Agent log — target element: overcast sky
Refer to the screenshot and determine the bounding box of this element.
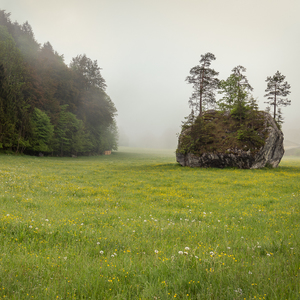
[2,0,300,148]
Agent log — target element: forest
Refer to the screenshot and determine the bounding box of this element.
[0,10,118,156]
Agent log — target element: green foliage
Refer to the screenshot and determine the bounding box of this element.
[186,53,219,115]
[181,64,266,156]
[52,105,89,156]
[178,109,266,156]
[0,11,118,155]
[29,108,54,152]
[264,71,291,121]
[230,101,249,120]
[236,125,265,148]
[178,114,217,155]
[218,66,253,123]
[0,25,31,153]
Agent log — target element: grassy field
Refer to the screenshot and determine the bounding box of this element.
[0,147,299,299]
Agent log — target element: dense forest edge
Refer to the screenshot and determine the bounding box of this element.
[0,10,118,156]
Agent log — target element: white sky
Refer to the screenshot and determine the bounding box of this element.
[2,0,300,147]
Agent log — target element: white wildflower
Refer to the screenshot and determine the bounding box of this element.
[155,250,159,254]
[178,251,183,255]
[234,288,243,294]
[100,250,104,254]
[185,247,190,251]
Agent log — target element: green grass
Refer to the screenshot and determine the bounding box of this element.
[0,147,299,299]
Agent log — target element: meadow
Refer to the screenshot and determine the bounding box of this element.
[0,147,299,299]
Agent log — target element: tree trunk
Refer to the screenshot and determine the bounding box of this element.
[273,87,277,119]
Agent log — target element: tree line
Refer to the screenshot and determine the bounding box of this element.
[0,10,118,156]
[186,52,291,127]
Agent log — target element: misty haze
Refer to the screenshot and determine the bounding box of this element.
[0,1,300,299]
[2,0,299,153]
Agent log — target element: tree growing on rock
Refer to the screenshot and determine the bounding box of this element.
[186,52,219,116]
[218,65,253,123]
[264,71,291,121]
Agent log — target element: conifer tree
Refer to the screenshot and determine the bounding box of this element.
[218,65,253,123]
[186,53,219,116]
[264,71,291,120]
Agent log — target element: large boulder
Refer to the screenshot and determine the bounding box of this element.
[176,111,284,169]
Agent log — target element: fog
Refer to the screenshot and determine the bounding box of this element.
[2,0,300,148]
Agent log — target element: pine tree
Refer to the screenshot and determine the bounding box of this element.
[275,108,284,128]
[218,65,253,123]
[186,53,219,116]
[264,71,291,120]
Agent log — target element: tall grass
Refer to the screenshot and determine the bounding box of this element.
[0,147,299,299]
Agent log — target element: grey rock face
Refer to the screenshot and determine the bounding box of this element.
[176,112,284,169]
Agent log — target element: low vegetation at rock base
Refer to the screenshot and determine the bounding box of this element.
[0,148,299,299]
